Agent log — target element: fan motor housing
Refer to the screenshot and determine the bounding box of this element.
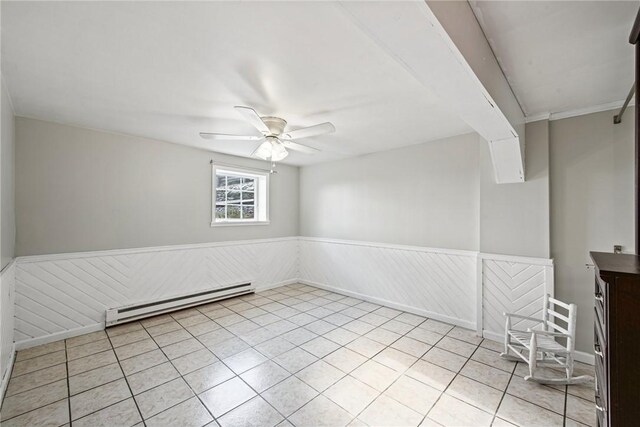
[261,116,287,136]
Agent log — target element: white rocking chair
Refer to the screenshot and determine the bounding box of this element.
[501,294,592,385]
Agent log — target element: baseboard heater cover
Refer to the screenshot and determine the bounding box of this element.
[105,282,254,326]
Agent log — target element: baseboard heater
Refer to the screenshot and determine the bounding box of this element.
[105,282,254,326]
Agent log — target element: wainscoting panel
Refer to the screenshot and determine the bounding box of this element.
[299,238,478,329]
[1,261,16,398]
[14,238,298,345]
[12,237,554,353]
[481,254,554,341]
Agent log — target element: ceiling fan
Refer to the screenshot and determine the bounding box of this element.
[200,106,335,161]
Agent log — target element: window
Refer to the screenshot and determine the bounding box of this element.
[212,165,269,226]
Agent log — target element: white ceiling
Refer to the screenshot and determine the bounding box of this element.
[471,1,638,120]
[1,1,474,166]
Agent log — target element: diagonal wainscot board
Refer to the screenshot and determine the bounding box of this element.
[299,238,479,329]
[480,254,554,341]
[14,238,298,346]
[1,261,16,399]
[11,236,553,354]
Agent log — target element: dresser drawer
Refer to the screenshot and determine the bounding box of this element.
[595,330,607,403]
[596,395,607,427]
[594,306,606,348]
[595,276,607,324]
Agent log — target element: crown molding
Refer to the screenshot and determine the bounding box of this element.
[525,99,634,124]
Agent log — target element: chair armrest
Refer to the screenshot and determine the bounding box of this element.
[527,329,570,338]
[503,312,544,323]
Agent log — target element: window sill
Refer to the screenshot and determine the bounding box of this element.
[210,221,270,227]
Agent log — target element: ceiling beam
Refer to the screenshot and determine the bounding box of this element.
[339,1,526,183]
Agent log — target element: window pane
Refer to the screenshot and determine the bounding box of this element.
[227,176,242,190]
[227,205,241,219]
[242,206,255,219]
[213,169,267,223]
[242,178,255,191]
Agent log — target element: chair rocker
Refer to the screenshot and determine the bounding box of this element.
[500,294,591,385]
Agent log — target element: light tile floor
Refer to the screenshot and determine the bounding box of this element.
[0,283,596,426]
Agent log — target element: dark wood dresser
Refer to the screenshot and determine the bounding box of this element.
[590,252,640,426]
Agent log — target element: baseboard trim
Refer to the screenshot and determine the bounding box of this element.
[482,331,595,366]
[299,279,476,331]
[255,278,299,292]
[0,343,16,403]
[574,350,595,365]
[482,330,503,343]
[15,323,104,351]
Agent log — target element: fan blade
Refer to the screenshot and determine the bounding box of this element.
[200,133,264,141]
[234,106,270,134]
[282,122,335,140]
[281,140,320,154]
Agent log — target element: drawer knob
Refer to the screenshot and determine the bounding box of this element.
[594,343,604,358]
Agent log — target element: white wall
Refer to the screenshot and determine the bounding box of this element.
[15,117,299,256]
[1,76,16,398]
[480,120,550,258]
[550,108,635,352]
[300,127,551,258]
[1,78,15,269]
[300,133,481,251]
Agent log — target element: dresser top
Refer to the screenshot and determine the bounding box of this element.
[591,251,640,276]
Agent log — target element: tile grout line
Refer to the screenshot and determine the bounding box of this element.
[134,288,329,424]
[2,361,68,396]
[414,326,462,426]
[138,317,220,424]
[280,313,447,424]
[341,317,442,425]
[64,342,72,427]
[103,331,147,427]
[194,291,343,423]
[7,350,67,379]
[199,287,402,424]
[563,384,569,426]
[128,288,305,424]
[488,345,518,426]
[260,291,395,424]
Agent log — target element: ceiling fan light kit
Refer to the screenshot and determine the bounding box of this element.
[200,106,334,162]
[254,136,289,161]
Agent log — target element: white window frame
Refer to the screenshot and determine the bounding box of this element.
[211,164,270,227]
